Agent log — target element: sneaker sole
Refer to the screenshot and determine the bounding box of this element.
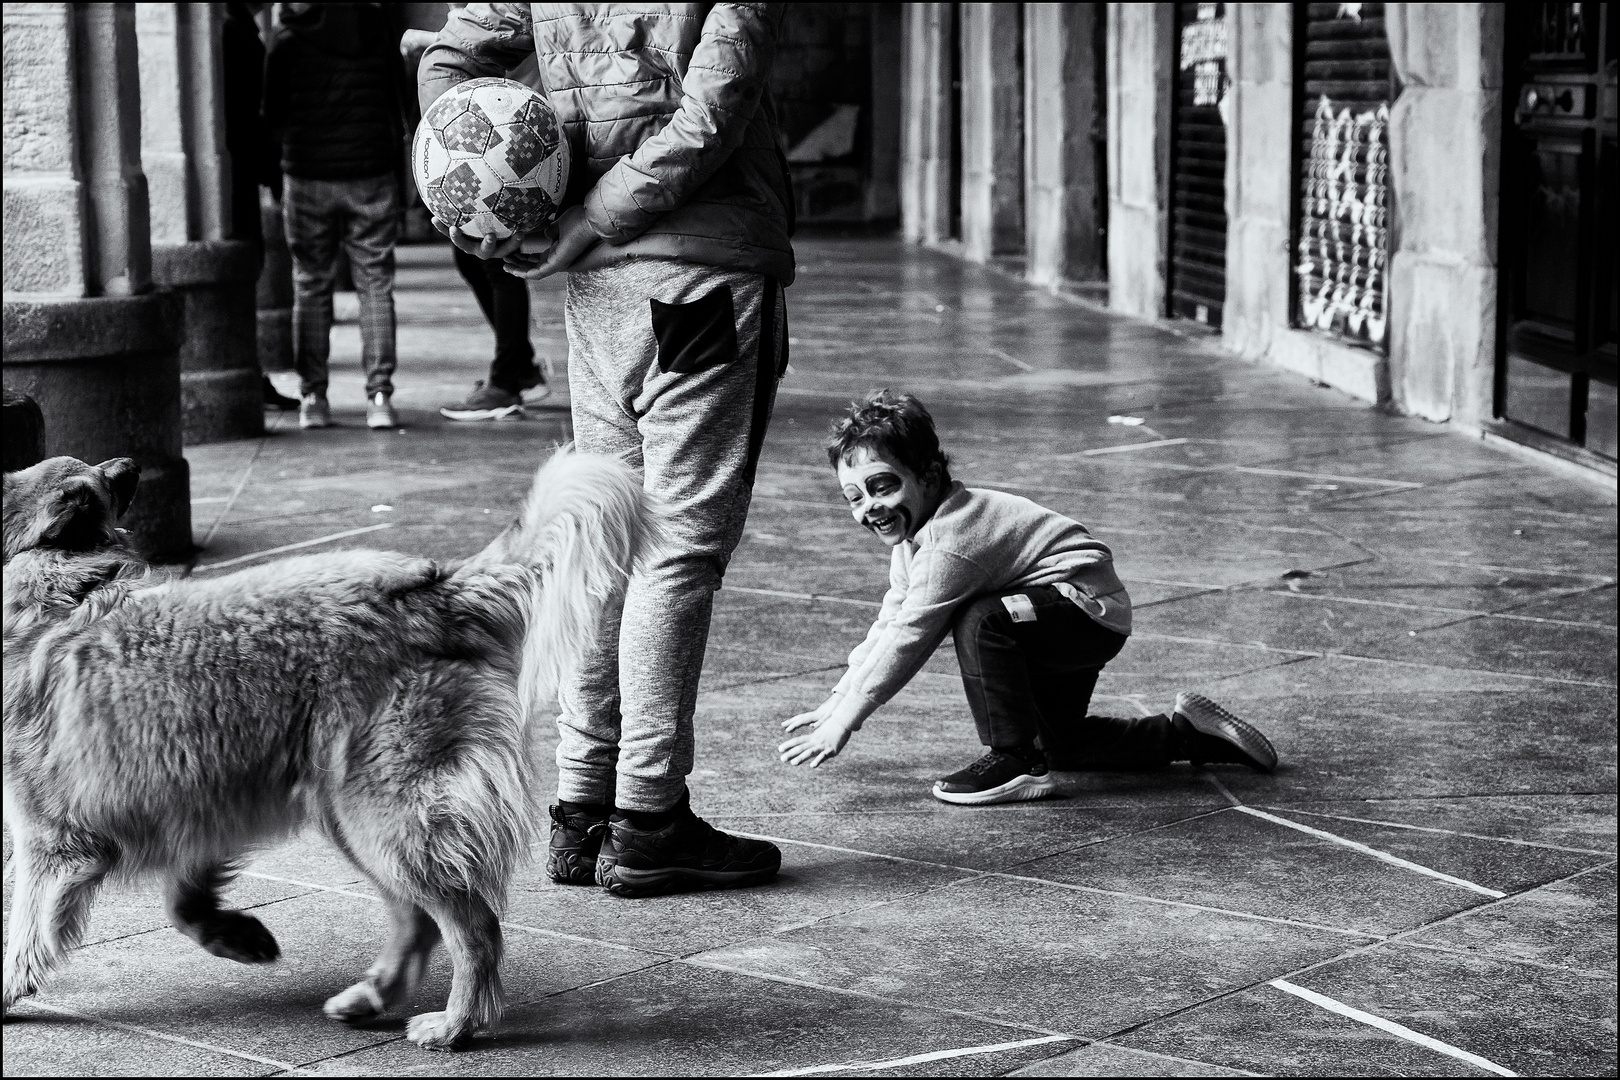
[367,416,398,430]
[600,862,780,898]
[932,770,1060,806]
[1175,692,1278,772]
[545,850,598,886]
[439,405,526,421]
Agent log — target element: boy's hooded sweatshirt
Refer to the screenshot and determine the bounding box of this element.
[833,483,1132,712]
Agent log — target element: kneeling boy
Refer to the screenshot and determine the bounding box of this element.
[778,389,1278,805]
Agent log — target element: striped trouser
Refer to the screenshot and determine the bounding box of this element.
[283,172,399,397]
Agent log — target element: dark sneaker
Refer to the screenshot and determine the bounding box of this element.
[440,380,526,421]
[595,791,780,898]
[546,804,610,886]
[263,376,299,411]
[1173,692,1278,772]
[933,749,1058,806]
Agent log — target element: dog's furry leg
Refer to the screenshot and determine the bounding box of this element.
[403,895,504,1051]
[3,834,117,1011]
[164,864,280,964]
[324,897,441,1024]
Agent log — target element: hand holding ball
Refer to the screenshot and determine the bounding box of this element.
[412,78,570,243]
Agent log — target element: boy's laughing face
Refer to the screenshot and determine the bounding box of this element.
[837,446,942,547]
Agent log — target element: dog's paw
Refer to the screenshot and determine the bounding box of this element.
[406,1010,474,1051]
[324,981,387,1024]
[199,911,281,964]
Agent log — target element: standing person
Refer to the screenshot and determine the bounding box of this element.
[221,1,299,412]
[420,3,793,896]
[264,2,408,430]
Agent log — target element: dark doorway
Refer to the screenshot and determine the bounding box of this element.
[1168,1,1228,327]
[1498,3,1618,462]
[948,2,963,240]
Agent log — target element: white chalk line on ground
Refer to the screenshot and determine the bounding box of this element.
[1261,806,1619,857]
[14,1000,310,1075]
[1234,807,1506,898]
[749,1033,1076,1076]
[988,347,1035,372]
[1268,979,1518,1076]
[192,522,396,574]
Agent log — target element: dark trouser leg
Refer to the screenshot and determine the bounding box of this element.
[452,247,537,394]
[954,586,1175,768]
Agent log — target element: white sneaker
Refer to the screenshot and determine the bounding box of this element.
[299,393,331,429]
[366,392,398,429]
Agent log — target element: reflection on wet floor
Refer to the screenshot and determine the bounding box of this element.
[7,239,1614,1077]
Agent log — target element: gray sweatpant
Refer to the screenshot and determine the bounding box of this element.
[556,257,786,812]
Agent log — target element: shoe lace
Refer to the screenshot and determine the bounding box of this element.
[963,751,1013,776]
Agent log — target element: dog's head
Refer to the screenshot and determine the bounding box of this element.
[3,456,140,562]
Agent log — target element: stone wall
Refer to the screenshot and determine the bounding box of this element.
[1106,2,1171,319]
[1024,3,1105,289]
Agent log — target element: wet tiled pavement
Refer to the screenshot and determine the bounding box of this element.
[4,239,1615,1076]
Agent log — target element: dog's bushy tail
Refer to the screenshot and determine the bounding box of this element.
[501,445,659,714]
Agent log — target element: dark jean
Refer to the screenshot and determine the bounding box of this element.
[953,586,1174,769]
[452,246,540,394]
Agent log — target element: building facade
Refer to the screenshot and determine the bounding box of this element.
[900,2,1616,479]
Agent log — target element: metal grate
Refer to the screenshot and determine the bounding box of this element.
[1292,1,1393,351]
[1169,2,1228,328]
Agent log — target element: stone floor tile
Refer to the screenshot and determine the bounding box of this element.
[296,961,1061,1076]
[1021,807,1505,937]
[1353,612,1617,685]
[1280,944,1618,1077]
[1113,980,1504,1077]
[1008,1041,1254,1077]
[1401,865,1616,977]
[692,874,1358,1037]
[1,1008,276,1077]
[1273,794,1618,855]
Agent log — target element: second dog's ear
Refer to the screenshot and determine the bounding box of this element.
[96,458,139,519]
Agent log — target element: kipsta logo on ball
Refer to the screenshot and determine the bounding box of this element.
[413,77,570,241]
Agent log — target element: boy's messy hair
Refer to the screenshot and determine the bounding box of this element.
[826,389,952,486]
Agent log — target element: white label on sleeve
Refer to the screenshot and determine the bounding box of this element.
[1001,593,1038,622]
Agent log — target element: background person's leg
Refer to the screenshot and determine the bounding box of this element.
[483,259,540,395]
[283,176,339,398]
[340,174,399,399]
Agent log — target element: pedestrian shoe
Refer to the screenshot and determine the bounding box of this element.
[439,380,526,421]
[366,391,399,429]
[1173,691,1278,772]
[545,803,610,886]
[594,791,781,898]
[932,749,1059,806]
[263,376,300,412]
[299,392,331,429]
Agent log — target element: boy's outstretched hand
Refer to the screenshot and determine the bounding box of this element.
[779,702,855,768]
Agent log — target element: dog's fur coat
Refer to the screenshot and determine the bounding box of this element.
[2,448,656,1048]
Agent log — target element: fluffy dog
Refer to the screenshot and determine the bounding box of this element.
[3,448,656,1049]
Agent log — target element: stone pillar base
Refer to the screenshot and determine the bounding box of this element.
[3,293,193,559]
[153,240,264,444]
[258,195,295,373]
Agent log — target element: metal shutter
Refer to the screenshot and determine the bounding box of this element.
[1293,2,1394,350]
[1169,2,1228,327]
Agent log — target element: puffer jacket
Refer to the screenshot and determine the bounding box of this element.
[263,4,406,182]
[419,4,794,283]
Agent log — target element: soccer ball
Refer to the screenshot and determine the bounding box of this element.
[412,77,570,241]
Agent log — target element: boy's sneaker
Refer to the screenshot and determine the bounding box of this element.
[546,803,610,885]
[594,790,780,898]
[299,393,331,429]
[440,380,528,421]
[933,749,1059,806]
[366,392,398,429]
[1173,692,1278,772]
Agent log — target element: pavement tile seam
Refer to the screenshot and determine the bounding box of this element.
[1314,466,1532,510]
[192,522,399,575]
[10,1000,302,1076]
[1010,1040,1265,1078]
[1261,587,1616,631]
[1397,939,1616,982]
[195,435,272,550]
[1257,806,1619,858]
[752,1032,1085,1077]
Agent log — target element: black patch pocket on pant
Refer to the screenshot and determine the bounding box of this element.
[651,286,738,374]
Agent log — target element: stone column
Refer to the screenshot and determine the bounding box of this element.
[3,2,191,558]
[1024,2,1105,289]
[1105,1,1172,318]
[1385,3,1503,427]
[900,2,955,244]
[138,1,263,444]
[958,2,1023,262]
